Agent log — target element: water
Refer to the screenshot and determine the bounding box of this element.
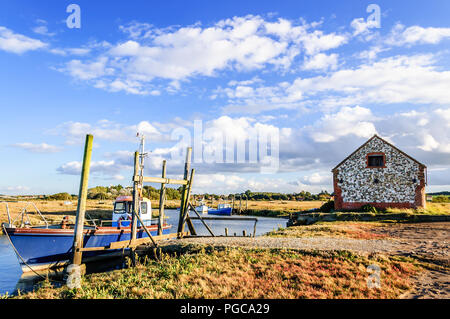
[0,209,287,295]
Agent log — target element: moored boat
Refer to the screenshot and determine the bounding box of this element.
[207,203,232,216]
[3,196,172,272]
[196,201,209,214]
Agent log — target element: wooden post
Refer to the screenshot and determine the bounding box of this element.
[131,151,139,265]
[72,134,93,265]
[225,228,229,236]
[232,195,235,213]
[177,147,192,235]
[239,196,242,214]
[253,219,258,238]
[181,169,196,235]
[243,230,247,237]
[158,160,167,236]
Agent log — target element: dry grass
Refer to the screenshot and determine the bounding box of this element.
[266,222,389,240]
[10,246,420,299]
[235,200,324,212]
[385,202,450,215]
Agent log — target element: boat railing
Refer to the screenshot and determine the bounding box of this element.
[99,217,164,228]
[1,201,49,229]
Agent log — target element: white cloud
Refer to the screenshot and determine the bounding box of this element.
[300,172,331,185]
[0,26,47,54]
[222,53,450,114]
[50,120,164,145]
[350,18,379,37]
[300,30,348,55]
[57,160,125,176]
[386,23,450,46]
[12,142,62,153]
[302,53,338,71]
[32,25,56,37]
[56,15,349,94]
[308,106,377,143]
[62,57,114,80]
[288,54,450,110]
[0,185,31,195]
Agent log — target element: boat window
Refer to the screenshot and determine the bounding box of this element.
[141,202,148,215]
[114,202,126,214]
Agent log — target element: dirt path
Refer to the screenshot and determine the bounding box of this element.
[372,222,449,299]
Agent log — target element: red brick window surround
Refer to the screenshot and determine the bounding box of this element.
[366,152,386,168]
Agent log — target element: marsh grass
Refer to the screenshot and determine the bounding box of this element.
[266,222,388,240]
[385,202,450,215]
[10,246,420,299]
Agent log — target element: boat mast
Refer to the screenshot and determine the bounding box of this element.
[137,133,148,199]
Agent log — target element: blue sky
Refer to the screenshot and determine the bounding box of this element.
[0,0,449,195]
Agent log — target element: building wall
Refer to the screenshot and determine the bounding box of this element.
[333,137,426,210]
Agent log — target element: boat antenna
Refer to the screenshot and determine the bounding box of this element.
[136,132,149,197]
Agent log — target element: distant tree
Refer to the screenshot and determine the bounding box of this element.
[48,192,72,201]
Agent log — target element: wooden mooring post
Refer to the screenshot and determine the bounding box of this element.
[158,160,167,236]
[72,134,93,265]
[130,151,140,265]
[177,147,194,236]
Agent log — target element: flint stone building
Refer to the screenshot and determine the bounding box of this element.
[332,135,427,210]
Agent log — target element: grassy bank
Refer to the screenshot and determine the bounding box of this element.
[7,245,420,299]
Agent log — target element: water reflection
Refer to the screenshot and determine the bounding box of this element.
[0,209,287,296]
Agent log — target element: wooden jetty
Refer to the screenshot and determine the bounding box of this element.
[68,134,258,285]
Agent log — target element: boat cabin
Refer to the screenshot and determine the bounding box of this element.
[112,196,152,227]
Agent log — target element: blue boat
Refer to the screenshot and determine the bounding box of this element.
[2,196,172,272]
[207,204,233,216]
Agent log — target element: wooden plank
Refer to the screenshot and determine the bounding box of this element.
[189,216,258,221]
[108,232,186,250]
[183,169,197,235]
[134,176,188,185]
[177,147,192,234]
[188,202,215,237]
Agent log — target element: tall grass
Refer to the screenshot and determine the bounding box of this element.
[10,246,420,299]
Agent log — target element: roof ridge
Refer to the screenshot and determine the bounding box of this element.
[331,134,426,171]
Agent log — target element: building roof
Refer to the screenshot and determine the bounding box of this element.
[331,134,426,172]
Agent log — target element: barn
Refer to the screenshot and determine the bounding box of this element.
[332,135,427,210]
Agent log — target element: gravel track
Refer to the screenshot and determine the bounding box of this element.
[166,236,396,255]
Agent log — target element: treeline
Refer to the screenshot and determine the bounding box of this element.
[43,187,332,202]
[201,190,331,201]
[431,195,450,203]
[86,185,183,201]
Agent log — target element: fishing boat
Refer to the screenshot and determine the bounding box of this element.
[207,203,232,216]
[196,201,209,214]
[2,196,172,273]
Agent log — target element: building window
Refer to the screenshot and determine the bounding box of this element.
[367,153,385,168]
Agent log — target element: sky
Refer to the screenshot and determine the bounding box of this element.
[0,0,449,195]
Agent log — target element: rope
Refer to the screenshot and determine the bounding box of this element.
[2,224,65,284]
